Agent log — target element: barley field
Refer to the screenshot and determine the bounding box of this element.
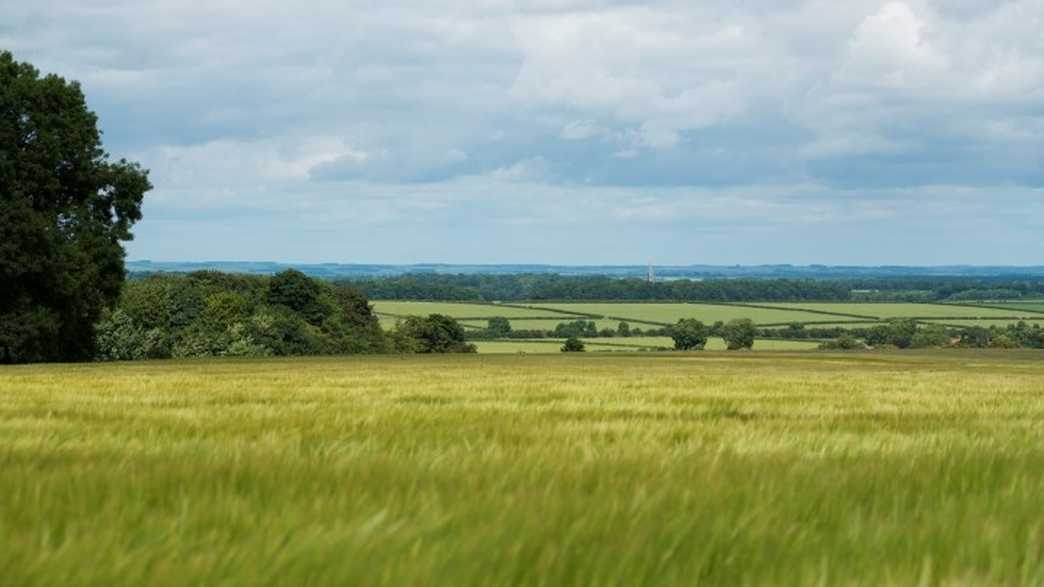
[3,352,1043,585]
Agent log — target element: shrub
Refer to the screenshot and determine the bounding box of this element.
[721,319,756,350]
[561,337,585,352]
[671,319,708,351]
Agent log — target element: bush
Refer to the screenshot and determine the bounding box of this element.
[561,337,585,352]
[721,319,756,350]
[394,315,476,354]
[671,319,708,350]
[487,317,512,337]
[95,309,170,361]
[99,272,390,359]
[818,334,864,351]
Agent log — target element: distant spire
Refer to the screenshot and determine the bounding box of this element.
[647,262,655,283]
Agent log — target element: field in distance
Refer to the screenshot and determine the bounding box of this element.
[3,352,1043,584]
[473,338,821,353]
[373,301,1044,351]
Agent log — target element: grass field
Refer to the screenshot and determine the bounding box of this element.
[760,302,1036,320]
[962,302,1044,314]
[921,318,1044,328]
[524,302,832,325]
[474,338,822,353]
[459,318,625,331]
[3,352,1043,585]
[376,301,1040,334]
[372,301,581,320]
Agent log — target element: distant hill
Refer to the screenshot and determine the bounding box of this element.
[127,261,1044,280]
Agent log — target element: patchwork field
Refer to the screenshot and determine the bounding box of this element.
[374,301,1042,351]
[459,318,624,331]
[758,302,1036,320]
[3,353,1043,585]
[521,302,831,325]
[964,302,1044,314]
[921,318,1044,328]
[373,301,578,320]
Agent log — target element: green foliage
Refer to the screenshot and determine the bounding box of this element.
[95,309,169,361]
[393,315,476,354]
[0,51,151,363]
[267,269,325,325]
[818,334,864,351]
[553,320,598,338]
[561,337,585,352]
[617,321,631,337]
[721,319,756,350]
[486,317,512,337]
[909,325,953,349]
[866,319,919,349]
[671,319,709,351]
[959,327,992,348]
[96,272,389,360]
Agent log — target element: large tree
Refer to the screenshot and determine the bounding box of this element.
[721,319,756,351]
[671,318,708,351]
[0,51,151,363]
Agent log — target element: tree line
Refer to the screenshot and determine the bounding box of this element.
[344,274,1044,303]
[94,271,475,361]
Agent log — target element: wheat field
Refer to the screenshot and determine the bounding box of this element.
[2,351,1043,585]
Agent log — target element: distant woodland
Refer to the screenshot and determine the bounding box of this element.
[344,273,1044,303]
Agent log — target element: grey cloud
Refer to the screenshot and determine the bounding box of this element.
[4,0,1043,263]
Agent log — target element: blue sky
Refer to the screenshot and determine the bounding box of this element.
[4,0,1043,265]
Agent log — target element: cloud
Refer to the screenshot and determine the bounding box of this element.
[4,0,1043,263]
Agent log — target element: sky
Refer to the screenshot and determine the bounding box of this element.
[3,0,1043,265]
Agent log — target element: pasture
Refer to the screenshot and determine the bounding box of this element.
[473,338,822,353]
[373,300,1043,351]
[520,302,833,325]
[758,302,1037,320]
[372,301,579,320]
[2,352,1043,585]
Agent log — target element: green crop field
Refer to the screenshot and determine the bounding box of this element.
[920,318,1044,328]
[372,301,578,320]
[460,318,625,331]
[476,338,821,354]
[522,303,832,326]
[962,302,1044,315]
[3,353,1043,585]
[759,303,1036,320]
[762,321,886,330]
[374,301,1044,333]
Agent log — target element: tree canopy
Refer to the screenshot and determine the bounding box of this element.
[0,51,151,363]
[721,319,756,351]
[671,319,709,351]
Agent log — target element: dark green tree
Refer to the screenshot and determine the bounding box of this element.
[561,337,585,352]
[487,317,512,337]
[959,326,992,348]
[671,319,708,351]
[721,319,756,350]
[267,269,324,325]
[617,321,631,337]
[0,51,151,363]
[394,314,476,354]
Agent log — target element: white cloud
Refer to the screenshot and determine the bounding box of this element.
[4,0,1043,263]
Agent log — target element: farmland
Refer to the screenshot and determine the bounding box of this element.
[474,338,821,353]
[756,302,1039,320]
[3,352,1043,585]
[372,301,581,320]
[372,300,1044,353]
